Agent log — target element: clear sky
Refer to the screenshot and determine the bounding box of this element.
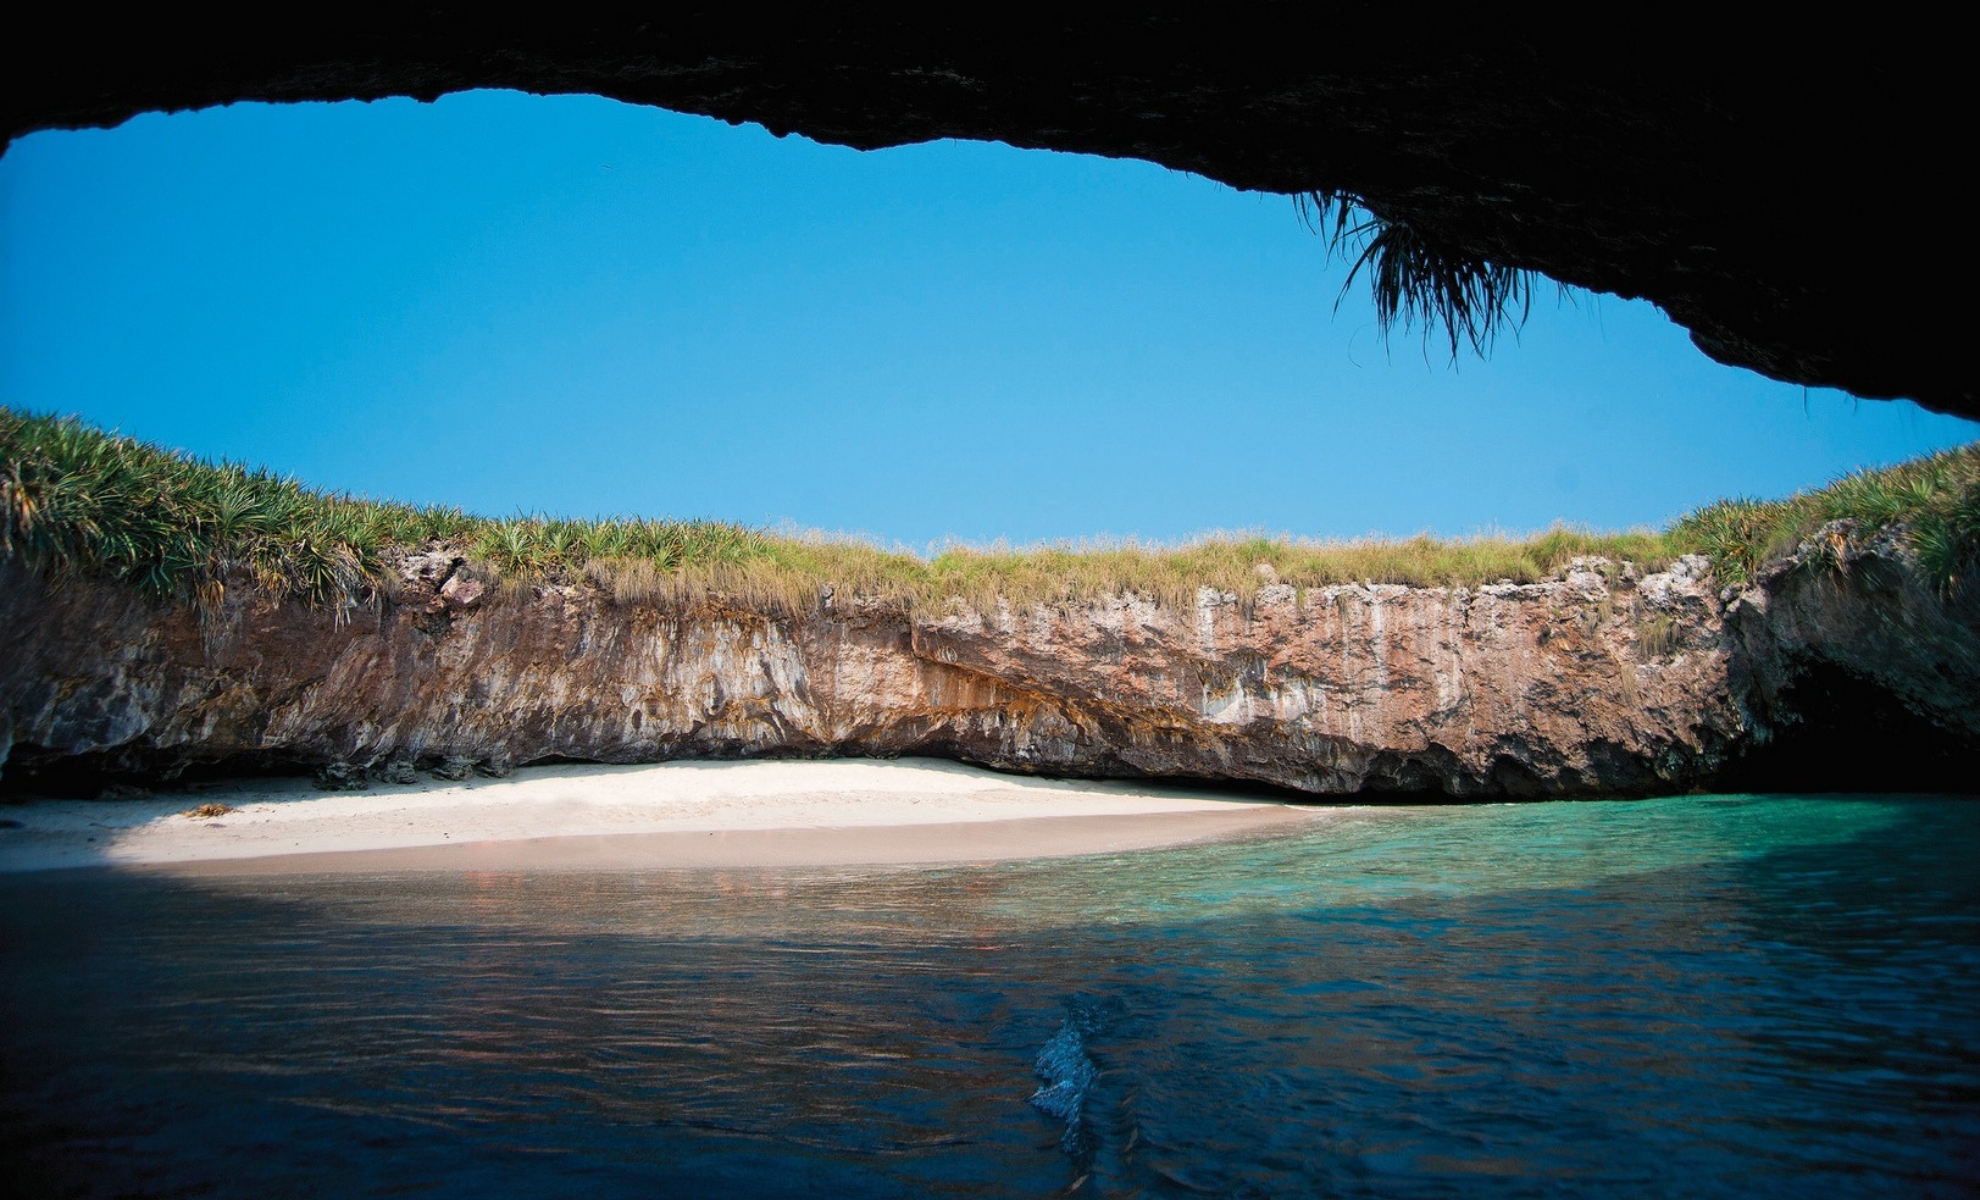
[3,89,1973,548]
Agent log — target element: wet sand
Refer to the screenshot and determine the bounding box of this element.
[0,758,1321,874]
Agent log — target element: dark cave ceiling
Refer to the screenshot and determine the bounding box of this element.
[6,11,1971,419]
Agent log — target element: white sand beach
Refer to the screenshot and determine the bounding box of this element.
[0,758,1320,875]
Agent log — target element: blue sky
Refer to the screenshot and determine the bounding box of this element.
[2,89,1973,547]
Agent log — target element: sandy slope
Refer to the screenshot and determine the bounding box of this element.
[0,758,1318,874]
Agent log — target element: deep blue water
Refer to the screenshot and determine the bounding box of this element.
[3,795,1978,1197]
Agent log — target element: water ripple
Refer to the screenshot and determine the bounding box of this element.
[2,794,1976,1197]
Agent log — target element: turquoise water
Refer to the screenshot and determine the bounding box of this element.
[3,795,1976,1196]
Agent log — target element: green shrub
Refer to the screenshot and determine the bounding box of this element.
[1669,442,1980,590]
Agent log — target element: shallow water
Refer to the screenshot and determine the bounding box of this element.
[4,795,1977,1197]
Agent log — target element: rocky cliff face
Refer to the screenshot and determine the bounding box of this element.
[1722,524,1980,791]
[2,534,1973,798]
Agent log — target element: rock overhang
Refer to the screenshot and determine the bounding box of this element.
[3,12,1973,417]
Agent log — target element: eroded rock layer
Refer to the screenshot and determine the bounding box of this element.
[2,535,1974,798]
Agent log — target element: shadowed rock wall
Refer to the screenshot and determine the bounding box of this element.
[5,532,1972,798]
[4,11,1973,416]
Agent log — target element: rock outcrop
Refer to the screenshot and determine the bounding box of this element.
[4,14,1972,416]
[3,532,1972,798]
[1723,525,1980,792]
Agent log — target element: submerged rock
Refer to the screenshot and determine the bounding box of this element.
[1028,995,1120,1159]
[0,531,1973,796]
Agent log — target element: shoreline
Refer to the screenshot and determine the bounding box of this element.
[0,757,1323,875]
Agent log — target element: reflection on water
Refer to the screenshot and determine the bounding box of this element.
[3,796,1976,1197]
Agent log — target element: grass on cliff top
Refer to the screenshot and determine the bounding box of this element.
[1672,440,1980,587]
[3,407,1975,612]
